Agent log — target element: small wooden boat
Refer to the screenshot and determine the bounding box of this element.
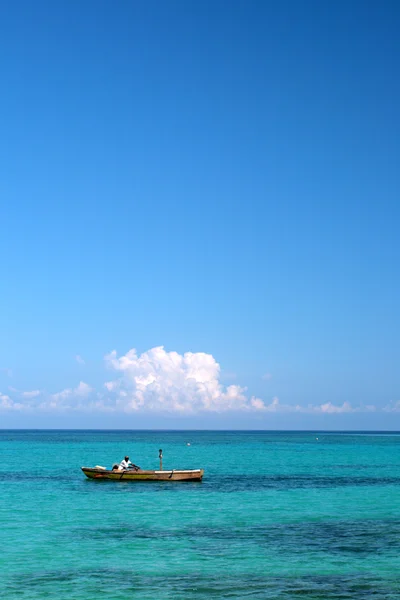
[81,466,204,481]
[82,449,203,482]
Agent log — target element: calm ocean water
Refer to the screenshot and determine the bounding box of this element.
[1,430,400,599]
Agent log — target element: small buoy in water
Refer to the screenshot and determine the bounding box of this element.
[316,437,319,441]
[187,443,191,446]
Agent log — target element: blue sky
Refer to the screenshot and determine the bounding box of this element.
[1,0,399,428]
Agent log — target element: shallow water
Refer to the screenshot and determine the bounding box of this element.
[1,430,400,598]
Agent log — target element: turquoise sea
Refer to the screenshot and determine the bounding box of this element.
[1,430,400,599]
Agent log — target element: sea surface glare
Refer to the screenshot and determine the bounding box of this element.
[1,430,400,599]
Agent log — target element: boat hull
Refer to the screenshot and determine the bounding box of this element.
[81,467,204,481]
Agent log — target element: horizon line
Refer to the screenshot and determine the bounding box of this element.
[2,428,400,433]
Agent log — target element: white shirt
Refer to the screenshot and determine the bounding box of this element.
[119,459,131,470]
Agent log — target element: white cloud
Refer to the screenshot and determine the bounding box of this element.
[21,390,41,399]
[251,397,266,410]
[384,401,400,413]
[262,373,272,381]
[104,346,268,414]
[264,396,281,411]
[8,387,41,399]
[100,348,380,416]
[299,401,376,414]
[0,381,94,412]
[51,381,92,403]
[104,380,118,392]
[0,345,382,417]
[0,393,12,407]
[0,393,24,411]
[315,401,354,414]
[76,355,85,365]
[245,398,373,415]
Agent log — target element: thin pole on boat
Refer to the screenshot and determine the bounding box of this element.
[159,448,163,470]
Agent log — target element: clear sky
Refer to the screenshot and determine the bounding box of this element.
[1,0,399,429]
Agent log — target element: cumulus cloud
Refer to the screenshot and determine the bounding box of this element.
[51,381,92,403]
[0,346,383,416]
[103,346,267,414]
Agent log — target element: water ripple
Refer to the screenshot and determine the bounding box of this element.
[4,570,400,599]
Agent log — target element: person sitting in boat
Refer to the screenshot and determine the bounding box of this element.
[119,456,133,470]
[117,456,141,471]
